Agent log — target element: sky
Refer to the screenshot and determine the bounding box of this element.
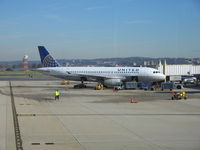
[0,0,200,61]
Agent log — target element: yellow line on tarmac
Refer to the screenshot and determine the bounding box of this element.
[17,114,36,116]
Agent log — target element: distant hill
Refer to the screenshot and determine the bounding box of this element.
[0,57,199,69]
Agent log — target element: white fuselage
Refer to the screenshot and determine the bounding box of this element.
[37,66,165,84]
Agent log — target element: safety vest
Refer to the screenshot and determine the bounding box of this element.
[55,91,60,96]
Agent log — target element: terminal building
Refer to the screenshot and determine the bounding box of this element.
[157,60,200,81]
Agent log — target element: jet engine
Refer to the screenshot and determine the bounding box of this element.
[103,79,122,87]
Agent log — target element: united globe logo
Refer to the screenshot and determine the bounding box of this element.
[43,55,59,67]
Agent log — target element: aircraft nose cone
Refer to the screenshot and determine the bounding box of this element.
[151,74,165,82]
[160,74,166,81]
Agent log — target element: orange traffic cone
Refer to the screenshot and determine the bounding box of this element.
[113,88,118,92]
[130,97,137,103]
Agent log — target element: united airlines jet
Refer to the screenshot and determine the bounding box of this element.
[37,46,165,87]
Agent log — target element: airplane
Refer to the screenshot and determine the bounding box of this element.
[37,46,165,87]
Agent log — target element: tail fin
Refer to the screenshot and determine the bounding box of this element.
[38,46,60,67]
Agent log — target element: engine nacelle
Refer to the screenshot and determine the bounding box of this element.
[103,79,122,87]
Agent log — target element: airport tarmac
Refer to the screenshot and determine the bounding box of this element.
[1,81,200,150]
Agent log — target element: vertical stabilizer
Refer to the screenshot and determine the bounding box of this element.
[38,46,60,67]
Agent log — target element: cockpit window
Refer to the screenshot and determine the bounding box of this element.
[153,71,160,74]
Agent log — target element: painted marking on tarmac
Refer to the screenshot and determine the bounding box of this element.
[9,81,23,150]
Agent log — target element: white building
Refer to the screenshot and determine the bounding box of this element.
[157,60,200,81]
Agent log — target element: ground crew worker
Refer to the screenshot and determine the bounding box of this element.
[182,91,186,97]
[100,84,104,90]
[180,92,183,97]
[54,90,60,100]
